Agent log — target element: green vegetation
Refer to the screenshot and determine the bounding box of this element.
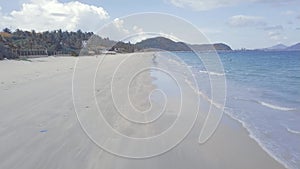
[1,28,233,60]
[0,28,138,59]
[0,28,94,59]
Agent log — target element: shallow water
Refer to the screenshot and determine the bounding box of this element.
[165,50,300,169]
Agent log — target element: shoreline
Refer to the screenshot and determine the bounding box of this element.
[151,53,287,169]
[224,112,289,169]
[0,53,287,169]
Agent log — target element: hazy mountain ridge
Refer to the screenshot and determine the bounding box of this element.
[286,43,300,51]
[190,43,232,51]
[135,37,232,51]
[262,43,300,51]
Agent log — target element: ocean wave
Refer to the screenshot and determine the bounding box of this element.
[199,70,224,76]
[233,97,296,112]
[224,108,248,129]
[184,78,223,109]
[224,109,293,169]
[286,127,300,135]
[259,101,296,111]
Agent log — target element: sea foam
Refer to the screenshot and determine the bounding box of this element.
[286,127,300,135]
[199,70,225,76]
[259,101,296,111]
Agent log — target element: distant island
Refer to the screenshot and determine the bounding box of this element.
[0,28,232,60]
[260,43,300,51]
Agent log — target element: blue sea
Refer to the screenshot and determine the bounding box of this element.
[173,51,300,169]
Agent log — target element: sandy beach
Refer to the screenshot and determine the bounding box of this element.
[0,53,286,169]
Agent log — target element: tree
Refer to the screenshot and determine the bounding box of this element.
[3,28,12,34]
[0,28,123,58]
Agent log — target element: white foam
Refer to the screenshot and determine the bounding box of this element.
[224,109,293,169]
[286,127,300,135]
[199,70,224,76]
[259,101,296,111]
[184,78,223,109]
[232,98,296,112]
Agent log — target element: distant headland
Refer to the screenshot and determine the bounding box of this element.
[259,43,300,51]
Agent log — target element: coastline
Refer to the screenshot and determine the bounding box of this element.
[150,53,287,169]
[0,53,287,169]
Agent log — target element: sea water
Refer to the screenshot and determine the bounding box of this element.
[167,51,300,169]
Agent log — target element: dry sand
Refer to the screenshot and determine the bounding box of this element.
[0,53,286,169]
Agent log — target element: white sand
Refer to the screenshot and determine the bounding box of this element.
[0,53,286,169]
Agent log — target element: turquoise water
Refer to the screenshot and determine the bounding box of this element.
[173,51,300,169]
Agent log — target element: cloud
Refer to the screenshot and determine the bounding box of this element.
[97,18,185,43]
[264,25,284,31]
[268,31,287,42]
[168,0,241,11]
[257,0,296,4]
[228,15,266,27]
[0,0,109,32]
[281,10,296,15]
[268,31,280,38]
[97,18,145,42]
[112,18,130,34]
[167,0,296,11]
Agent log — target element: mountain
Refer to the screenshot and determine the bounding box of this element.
[286,43,300,51]
[135,37,232,52]
[265,44,287,50]
[190,43,232,51]
[135,37,190,51]
[261,43,300,51]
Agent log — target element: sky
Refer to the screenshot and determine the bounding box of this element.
[0,0,300,49]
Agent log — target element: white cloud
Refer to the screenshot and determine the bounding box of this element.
[257,0,296,4]
[133,25,143,33]
[96,13,212,45]
[98,17,185,43]
[0,0,109,32]
[167,0,296,11]
[268,31,287,42]
[98,18,145,42]
[227,15,266,27]
[264,25,284,31]
[268,31,280,38]
[168,0,241,11]
[112,18,130,34]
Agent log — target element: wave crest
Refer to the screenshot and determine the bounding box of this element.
[199,70,224,76]
[259,101,296,111]
[286,127,300,135]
